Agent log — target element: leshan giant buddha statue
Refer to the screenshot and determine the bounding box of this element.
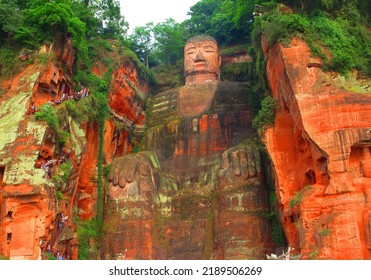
[103,35,273,260]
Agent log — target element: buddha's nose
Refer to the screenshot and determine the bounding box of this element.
[194,51,206,62]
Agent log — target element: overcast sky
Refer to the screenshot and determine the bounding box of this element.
[120,0,200,33]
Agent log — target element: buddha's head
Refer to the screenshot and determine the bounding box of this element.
[184,35,221,85]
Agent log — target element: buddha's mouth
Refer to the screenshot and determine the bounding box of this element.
[194,61,206,66]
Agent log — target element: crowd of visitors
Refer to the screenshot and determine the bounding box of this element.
[40,149,71,179]
[30,86,90,114]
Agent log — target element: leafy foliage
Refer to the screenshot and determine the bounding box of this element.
[16,0,86,49]
[35,104,59,131]
[279,0,370,25]
[127,23,155,67]
[319,228,330,236]
[289,191,303,209]
[42,252,57,260]
[98,0,128,38]
[153,19,188,66]
[252,3,370,75]
[0,0,130,81]
[35,103,70,147]
[76,219,99,260]
[128,19,188,67]
[56,190,65,201]
[252,96,278,131]
[261,147,288,248]
[0,47,28,78]
[52,160,73,187]
[184,0,250,46]
[289,185,312,208]
[268,191,287,246]
[0,0,369,260]
[0,0,23,43]
[309,248,319,260]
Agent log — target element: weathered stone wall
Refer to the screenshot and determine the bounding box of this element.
[3,34,369,260]
[0,40,149,260]
[102,80,273,260]
[262,38,371,259]
[0,63,54,259]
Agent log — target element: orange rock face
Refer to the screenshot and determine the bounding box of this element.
[102,35,273,260]
[263,38,371,259]
[3,33,369,261]
[0,38,148,260]
[108,58,148,128]
[103,81,273,260]
[0,63,58,260]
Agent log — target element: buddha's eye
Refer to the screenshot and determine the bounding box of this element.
[203,46,216,54]
[186,48,196,55]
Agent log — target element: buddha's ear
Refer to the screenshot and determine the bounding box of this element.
[217,55,222,80]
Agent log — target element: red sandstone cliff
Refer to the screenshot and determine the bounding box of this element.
[262,38,371,259]
[1,34,370,260]
[0,39,148,260]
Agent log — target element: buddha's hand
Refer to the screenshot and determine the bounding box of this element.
[219,144,262,188]
[108,152,160,198]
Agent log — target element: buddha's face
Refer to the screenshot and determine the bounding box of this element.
[184,38,221,84]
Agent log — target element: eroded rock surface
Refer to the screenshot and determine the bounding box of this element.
[263,38,371,259]
[102,35,273,260]
[0,40,147,260]
[2,32,369,261]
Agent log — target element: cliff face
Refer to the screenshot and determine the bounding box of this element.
[263,38,371,259]
[0,41,80,259]
[0,40,147,259]
[102,81,273,260]
[1,35,370,260]
[0,63,53,260]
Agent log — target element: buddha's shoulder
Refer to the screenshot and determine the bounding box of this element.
[150,81,250,107]
[152,86,181,102]
[149,87,180,120]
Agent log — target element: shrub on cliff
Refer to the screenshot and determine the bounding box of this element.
[251,3,370,75]
[35,103,70,147]
[76,219,99,260]
[52,160,73,187]
[35,104,60,131]
[252,96,278,131]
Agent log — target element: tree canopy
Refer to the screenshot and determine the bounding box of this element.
[0,0,128,50]
[1,0,370,76]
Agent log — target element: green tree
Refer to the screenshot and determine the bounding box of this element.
[0,0,23,44]
[184,0,251,45]
[232,0,257,30]
[16,0,86,48]
[279,0,369,23]
[99,0,128,38]
[71,0,102,39]
[128,23,155,67]
[185,0,224,37]
[211,0,252,44]
[153,19,187,66]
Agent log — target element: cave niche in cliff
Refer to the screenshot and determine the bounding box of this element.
[305,169,316,185]
[349,141,371,177]
[0,165,5,188]
[316,157,327,172]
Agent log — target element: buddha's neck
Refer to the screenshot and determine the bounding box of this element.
[185,73,219,85]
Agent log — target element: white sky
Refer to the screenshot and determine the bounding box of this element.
[120,0,200,33]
